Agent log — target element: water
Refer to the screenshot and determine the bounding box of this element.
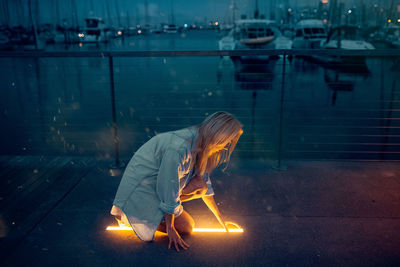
[1,31,399,161]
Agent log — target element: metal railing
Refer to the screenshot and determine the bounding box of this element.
[1,49,400,169]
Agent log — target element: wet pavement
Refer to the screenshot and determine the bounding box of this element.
[1,157,400,266]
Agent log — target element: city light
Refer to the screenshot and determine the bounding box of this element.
[78,33,84,38]
[348,9,352,14]
[388,19,391,23]
[215,21,219,26]
[117,31,122,35]
[322,0,328,4]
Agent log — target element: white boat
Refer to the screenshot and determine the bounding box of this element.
[164,24,178,34]
[318,25,375,66]
[218,19,292,61]
[292,19,327,49]
[78,17,111,43]
[385,24,400,48]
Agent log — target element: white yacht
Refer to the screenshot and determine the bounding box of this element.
[164,24,178,34]
[78,17,111,43]
[319,25,375,66]
[385,24,400,48]
[218,19,292,60]
[292,19,327,49]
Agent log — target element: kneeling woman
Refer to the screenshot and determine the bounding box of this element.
[110,111,243,251]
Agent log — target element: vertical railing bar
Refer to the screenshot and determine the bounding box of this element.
[275,52,287,170]
[109,55,123,168]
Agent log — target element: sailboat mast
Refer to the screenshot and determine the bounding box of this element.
[115,0,121,26]
[254,0,259,19]
[144,0,149,26]
[170,0,175,24]
[28,0,39,49]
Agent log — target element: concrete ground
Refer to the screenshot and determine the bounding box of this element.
[1,158,400,266]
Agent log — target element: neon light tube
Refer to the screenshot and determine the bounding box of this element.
[106,226,243,233]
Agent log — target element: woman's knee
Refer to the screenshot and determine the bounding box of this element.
[175,211,194,235]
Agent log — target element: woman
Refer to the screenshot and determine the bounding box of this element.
[110,111,243,251]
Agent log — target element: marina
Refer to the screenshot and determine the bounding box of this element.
[1,0,400,266]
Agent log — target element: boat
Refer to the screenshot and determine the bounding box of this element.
[164,24,178,33]
[384,24,400,48]
[38,23,55,44]
[78,17,111,43]
[366,24,400,49]
[292,19,327,49]
[218,19,292,61]
[0,31,11,50]
[318,25,375,67]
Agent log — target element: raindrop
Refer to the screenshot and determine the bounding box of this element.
[41,248,48,251]
[57,222,62,226]
[11,82,15,87]
[22,147,26,151]
[163,58,167,64]
[208,92,213,96]
[156,117,160,122]
[53,116,57,122]
[33,169,39,174]
[145,128,150,133]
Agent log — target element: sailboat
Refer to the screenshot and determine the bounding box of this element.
[218,0,292,60]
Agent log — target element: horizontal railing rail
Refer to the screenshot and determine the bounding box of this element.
[1,49,399,169]
[1,49,400,58]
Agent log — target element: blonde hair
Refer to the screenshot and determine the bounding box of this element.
[192,111,243,176]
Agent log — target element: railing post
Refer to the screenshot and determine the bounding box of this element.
[274,52,287,171]
[109,55,125,169]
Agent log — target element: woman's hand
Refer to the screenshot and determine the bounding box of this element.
[216,215,240,232]
[167,226,190,252]
[216,215,230,232]
[182,175,207,195]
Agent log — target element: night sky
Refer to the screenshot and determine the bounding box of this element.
[2,0,396,27]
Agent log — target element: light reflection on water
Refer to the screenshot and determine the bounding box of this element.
[0,31,399,161]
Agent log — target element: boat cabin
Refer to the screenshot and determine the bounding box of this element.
[295,19,327,39]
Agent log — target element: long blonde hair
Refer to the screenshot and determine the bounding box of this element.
[192,111,243,176]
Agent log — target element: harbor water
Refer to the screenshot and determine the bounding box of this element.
[1,31,399,161]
